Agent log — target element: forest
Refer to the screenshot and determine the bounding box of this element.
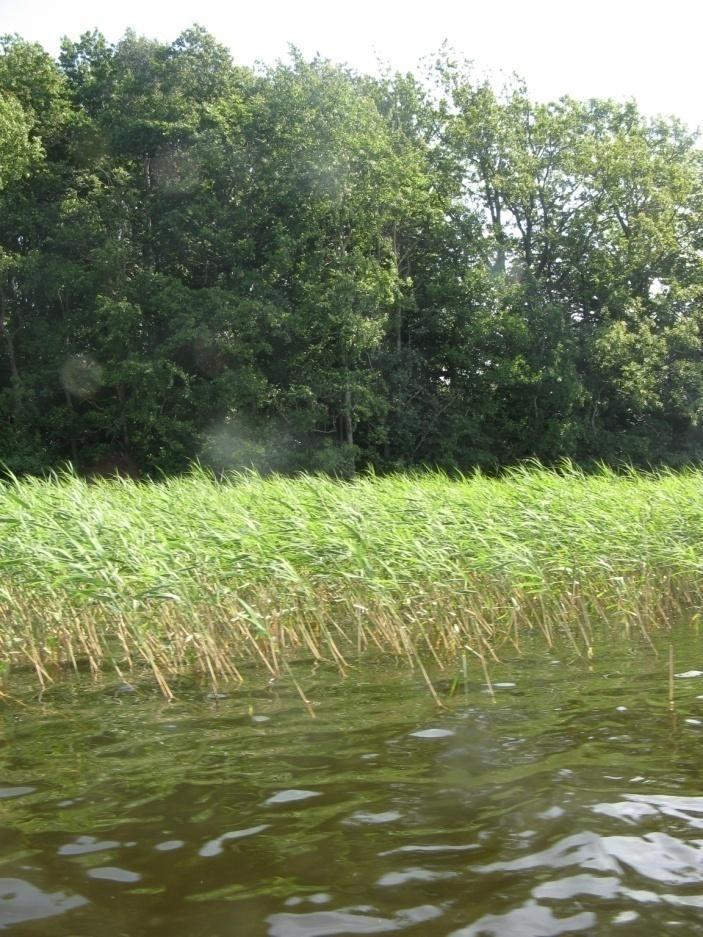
[1,26,702,476]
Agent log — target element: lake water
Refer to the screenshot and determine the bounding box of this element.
[2,628,703,935]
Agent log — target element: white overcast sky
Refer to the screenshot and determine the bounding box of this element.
[1,0,701,130]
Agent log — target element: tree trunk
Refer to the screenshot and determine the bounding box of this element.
[117,383,131,452]
[343,381,355,477]
[393,225,402,353]
[0,289,21,416]
[344,384,354,447]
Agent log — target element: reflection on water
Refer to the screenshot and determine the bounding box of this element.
[1,627,703,935]
[0,880,87,929]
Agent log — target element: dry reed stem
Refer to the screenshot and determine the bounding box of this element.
[0,567,698,699]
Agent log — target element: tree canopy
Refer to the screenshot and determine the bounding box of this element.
[1,29,702,475]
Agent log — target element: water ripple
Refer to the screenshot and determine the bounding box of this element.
[2,633,703,934]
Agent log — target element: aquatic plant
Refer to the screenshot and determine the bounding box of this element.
[1,465,701,696]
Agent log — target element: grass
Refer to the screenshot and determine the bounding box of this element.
[1,464,702,698]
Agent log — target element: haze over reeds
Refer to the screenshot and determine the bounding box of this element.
[1,466,701,697]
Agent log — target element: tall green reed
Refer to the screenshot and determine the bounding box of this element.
[1,465,701,696]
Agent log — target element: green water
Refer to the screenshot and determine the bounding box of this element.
[2,629,703,935]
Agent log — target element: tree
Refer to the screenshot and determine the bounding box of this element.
[1,29,702,475]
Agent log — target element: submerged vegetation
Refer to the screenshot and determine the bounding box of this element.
[1,467,701,697]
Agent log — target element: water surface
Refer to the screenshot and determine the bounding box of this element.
[1,629,703,935]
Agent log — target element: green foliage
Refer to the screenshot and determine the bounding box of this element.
[0,92,42,188]
[1,467,703,685]
[1,465,701,601]
[1,30,703,475]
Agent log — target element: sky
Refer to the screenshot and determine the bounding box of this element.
[1,0,701,130]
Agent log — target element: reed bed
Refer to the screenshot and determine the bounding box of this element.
[1,465,702,697]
